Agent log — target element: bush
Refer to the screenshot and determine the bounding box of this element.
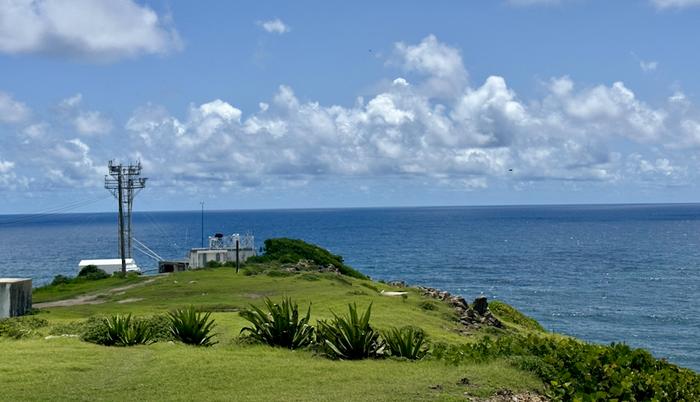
[78,265,110,280]
[317,303,384,360]
[50,275,72,286]
[256,238,368,279]
[430,334,700,401]
[103,314,154,346]
[168,306,217,346]
[0,317,48,339]
[239,297,315,349]
[384,326,429,360]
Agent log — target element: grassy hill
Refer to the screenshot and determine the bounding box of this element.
[1,239,698,401]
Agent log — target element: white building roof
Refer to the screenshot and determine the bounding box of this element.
[79,259,137,266]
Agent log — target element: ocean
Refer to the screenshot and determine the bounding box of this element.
[1,204,698,371]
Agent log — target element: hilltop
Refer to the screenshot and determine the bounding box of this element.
[0,239,698,401]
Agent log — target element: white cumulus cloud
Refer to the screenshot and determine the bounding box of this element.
[651,0,700,8]
[0,91,30,123]
[0,0,182,62]
[257,18,290,34]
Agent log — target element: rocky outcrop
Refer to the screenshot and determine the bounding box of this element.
[416,285,503,330]
[281,259,340,274]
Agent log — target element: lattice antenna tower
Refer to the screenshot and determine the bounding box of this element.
[104,160,147,273]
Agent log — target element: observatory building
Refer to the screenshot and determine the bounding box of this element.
[188,233,256,268]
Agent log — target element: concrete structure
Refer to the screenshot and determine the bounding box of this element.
[158,260,189,273]
[188,233,256,268]
[78,259,141,275]
[0,278,32,319]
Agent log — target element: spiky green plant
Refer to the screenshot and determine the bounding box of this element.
[383,326,429,360]
[239,297,315,349]
[103,314,154,346]
[316,303,384,360]
[168,306,217,346]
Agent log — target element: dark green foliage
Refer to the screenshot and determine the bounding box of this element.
[78,265,110,280]
[0,317,48,339]
[488,301,545,332]
[51,275,72,286]
[430,335,700,401]
[316,303,385,360]
[168,306,217,346]
[252,238,368,279]
[103,314,154,346]
[384,326,429,360]
[80,316,111,344]
[59,315,170,344]
[239,297,315,349]
[418,301,438,311]
[140,315,174,342]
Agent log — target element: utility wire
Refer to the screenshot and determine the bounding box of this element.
[0,194,111,226]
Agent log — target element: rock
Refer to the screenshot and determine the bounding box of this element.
[450,296,469,309]
[473,296,489,315]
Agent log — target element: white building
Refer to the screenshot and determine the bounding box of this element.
[78,259,141,275]
[188,233,256,268]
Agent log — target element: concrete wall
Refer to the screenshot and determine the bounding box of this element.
[0,278,32,319]
[188,249,256,268]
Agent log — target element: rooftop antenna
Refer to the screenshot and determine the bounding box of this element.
[105,161,147,274]
[200,201,205,248]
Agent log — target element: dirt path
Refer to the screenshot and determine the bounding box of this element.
[34,278,160,309]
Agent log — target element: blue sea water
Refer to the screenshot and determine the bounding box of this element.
[1,204,698,371]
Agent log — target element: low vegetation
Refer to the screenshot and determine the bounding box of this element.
[103,314,154,346]
[247,238,367,279]
[431,334,700,401]
[384,326,429,360]
[317,303,385,360]
[239,297,315,349]
[168,306,218,346]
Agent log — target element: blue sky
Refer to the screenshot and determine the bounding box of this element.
[2,0,700,213]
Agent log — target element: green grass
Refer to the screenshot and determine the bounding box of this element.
[0,338,541,401]
[4,266,546,401]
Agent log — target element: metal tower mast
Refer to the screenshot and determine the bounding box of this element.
[104,161,147,274]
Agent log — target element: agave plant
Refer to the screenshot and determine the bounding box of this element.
[104,314,154,346]
[168,306,217,346]
[239,297,315,349]
[316,303,385,360]
[383,326,429,360]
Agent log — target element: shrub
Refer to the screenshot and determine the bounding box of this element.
[103,314,154,346]
[139,315,173,342]
[0,317,48,339]
[419,301,438,311]
[81,316,111,344]
[239,297,315,349]
[78,265,110,280]
[168,306,217,346]
[430,334,700,401]
[384,326,429,360]
[51,275,72,286]
[257,238,368,279]
[317,303,384,359]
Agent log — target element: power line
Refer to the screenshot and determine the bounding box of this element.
[0,194,111,226]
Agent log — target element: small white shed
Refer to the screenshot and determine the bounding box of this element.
[78,259,141,275]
